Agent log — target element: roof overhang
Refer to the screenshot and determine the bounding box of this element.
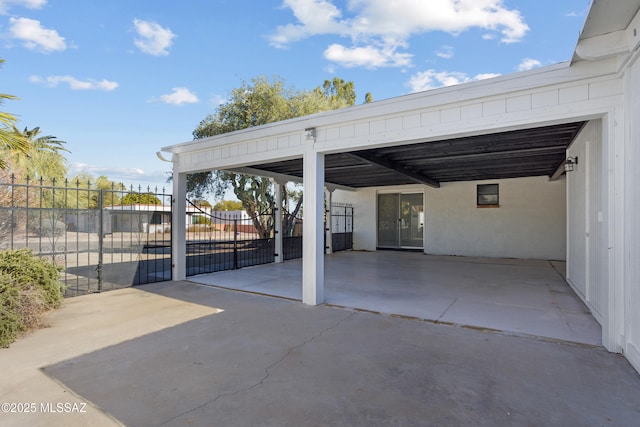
[245,121,587,189]
[572,0,640,63]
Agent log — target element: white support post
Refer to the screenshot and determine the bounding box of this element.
[604,108,625,353]
[325,188,333,255]
[172,171,187,281]
[272,179,284,263]
[303,149,325,305]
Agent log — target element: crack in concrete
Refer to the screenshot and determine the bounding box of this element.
[158,310,357,426]
[437,297,458,321]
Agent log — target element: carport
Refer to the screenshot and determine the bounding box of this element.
[163,71,610,340]
[161,2,640,373]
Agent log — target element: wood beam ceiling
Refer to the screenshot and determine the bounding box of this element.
[347,152,441,188]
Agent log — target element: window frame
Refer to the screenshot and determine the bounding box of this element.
[477,184,499,208]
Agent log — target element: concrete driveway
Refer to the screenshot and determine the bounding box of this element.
[191,251,602,346]
[1,280,639,426]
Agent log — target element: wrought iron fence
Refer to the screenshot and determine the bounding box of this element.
[1,176,355,296]
[0,177,172,297]
[330,204,353,252]
[185,202,275,275]
[283,210,303,260]
[183,202,354,274]
[182,200,316,276]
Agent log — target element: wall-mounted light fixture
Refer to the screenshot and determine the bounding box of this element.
[564,156,578,172]
[305,127,316,141]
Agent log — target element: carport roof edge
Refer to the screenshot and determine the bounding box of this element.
[160,62,583,157]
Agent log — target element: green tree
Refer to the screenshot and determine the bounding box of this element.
[121,191,161,205]
[190,198,212,208]
[213,200,243,211]
[8,126,68,182]
[364,92,373,103]
[0,59,30,170]
[189,76,365,237]
[59,174,127,209]
[94,175,126,206]
[315,77,356,107]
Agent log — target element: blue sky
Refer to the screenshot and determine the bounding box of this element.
[1,0,591,190]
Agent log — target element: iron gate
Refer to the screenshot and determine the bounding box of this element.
[185,202,276,275]
[0,177,172,297]
[1,177,354,295]
[330,204,353,252]
[184,201,353,276]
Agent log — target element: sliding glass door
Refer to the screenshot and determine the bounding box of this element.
[377,193,424,249]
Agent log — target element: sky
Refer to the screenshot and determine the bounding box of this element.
[1,0,591,192]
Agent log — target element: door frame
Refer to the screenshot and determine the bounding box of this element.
[376,190,425,250]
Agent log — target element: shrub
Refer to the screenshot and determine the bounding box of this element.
[0,249,65,347]
[0,273,20,348]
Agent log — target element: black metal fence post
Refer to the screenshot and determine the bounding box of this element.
[233,217,238,269]
[97,189,104,292]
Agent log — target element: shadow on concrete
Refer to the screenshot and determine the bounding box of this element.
[44,281,640,427]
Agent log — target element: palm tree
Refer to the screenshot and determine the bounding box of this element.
[10,126,69,182]
[0,58,30,170]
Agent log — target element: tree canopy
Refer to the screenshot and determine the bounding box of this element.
[7,126,69,182]
[67,174,127,208]
[121,191,161,205]
[213,200,243,211]
[188,76,367,238]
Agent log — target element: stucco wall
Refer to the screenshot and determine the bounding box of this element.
[333,176,566,260]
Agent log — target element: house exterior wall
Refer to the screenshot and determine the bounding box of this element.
[333,176,566,260]
[424,177,566,260]
[567,120,606,324]
[623,52,640,372]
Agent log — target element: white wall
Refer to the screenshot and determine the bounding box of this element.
[425,177,566,260]
[567,120,606,324]
[333,176,566,260]
[623,54,640,372]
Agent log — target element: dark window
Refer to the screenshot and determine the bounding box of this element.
[477,184,499,207]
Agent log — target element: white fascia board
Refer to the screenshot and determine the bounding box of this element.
[171,149,305,175]
[162,58,618,159]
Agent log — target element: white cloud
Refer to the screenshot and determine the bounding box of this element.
[0,0,46,14]
[70,163,169,186]
[159,87,199,105]
[407,69,501,92]
[435,45,454,59]
[270,0,347,47]
[9,17,66,53]
[324,43,412,68]
[133,18,175,56]
[30,75,119,91]
[270,0,529,69]
[518,58,542,71]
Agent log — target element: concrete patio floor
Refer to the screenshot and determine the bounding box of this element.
[3,280,638,426]
[190,250,602,346]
